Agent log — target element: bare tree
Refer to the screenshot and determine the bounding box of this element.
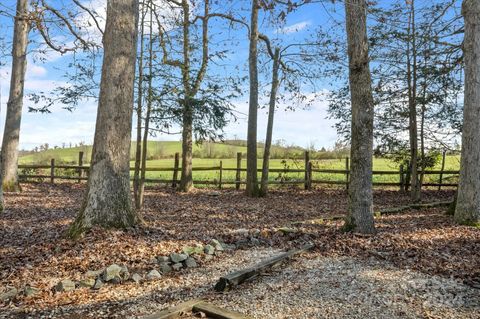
[133,2,147,209]
[343,0,375,234]
[69,0,141,238]
[455,0,480,226]
[260,47,280,195]
[1,0,30,194]
[246,0,260,197]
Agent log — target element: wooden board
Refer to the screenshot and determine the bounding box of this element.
[192,302,251,319]
[214,244,314,292]
[141,299,202,319]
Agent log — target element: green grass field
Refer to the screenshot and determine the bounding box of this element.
[19,142,461,187]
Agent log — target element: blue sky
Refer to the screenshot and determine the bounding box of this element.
[0,0,343,150]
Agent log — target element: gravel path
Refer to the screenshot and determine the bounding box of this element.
[4,248,478,318]
[212,255,480,319]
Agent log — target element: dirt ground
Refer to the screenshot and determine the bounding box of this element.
[0,183,478,318]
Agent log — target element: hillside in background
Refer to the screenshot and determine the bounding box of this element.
[19,140,321,164]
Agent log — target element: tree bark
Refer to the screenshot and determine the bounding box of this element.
[343,0,376,234]
[138,8,154,208]
[454,0,480,226]
[178,0,209,192]
[407,0,421,202]
[260,48,280,196]
[246,0,260,197]
[133,3,146,209]
[68,0,140,238]
[1,0,30,193]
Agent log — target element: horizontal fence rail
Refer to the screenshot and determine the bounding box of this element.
[18,151,459,191]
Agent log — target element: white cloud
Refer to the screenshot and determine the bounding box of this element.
[276,21,311,35]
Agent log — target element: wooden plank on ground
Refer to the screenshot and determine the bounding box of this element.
[141,299,202,319]
[214,244,314,292]
[192,302,251,319]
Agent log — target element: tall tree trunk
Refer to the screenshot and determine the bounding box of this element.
[68,0,140,238]
[179,0,193,192]
[246,0,260,197]
[138,8,154,208]
[407,0,421,202]
[260,48,280,196]
[134,3,146,209]
[454,0,480,226]
[1,0,29,193]
[343,0,375,234]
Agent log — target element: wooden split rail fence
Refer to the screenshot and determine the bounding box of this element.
[18,151,459,191]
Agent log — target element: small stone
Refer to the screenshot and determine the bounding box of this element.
[0,288,18,301]
[250,237,260,246]
[277,227,296,234]
[93,278,104,290]
[235,239,249,248]
[170,253,188,263]
[204,254,214,261]
[110,276,122,284]
[210,239,224,251]
[232,228,249,237]
[184,257,197,268]
[159,263,172,274]
[172,263,183,271]
[146,270,161,280]
[156,256,170,263]
[131,273,142,284]
[203,244,215,255]
[85,269,103,278]
[24,286,40,297]
[103,264,122,282]
[78,278,96,288]
[55,279,75,292]
[120,265,130,280]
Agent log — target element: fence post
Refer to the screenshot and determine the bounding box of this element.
[50,158,55,184]
[307,162,312,190]
[399,164,405,191]
[172,152,179,188]
[304,151,310,190]
[219,160,223,189]
[78,151,84,183]
[236,152,242,190]
[438,150,446,191]
[345,157,350,190]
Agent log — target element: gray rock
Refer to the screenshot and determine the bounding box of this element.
[159,263,172,274]
[55,279,75,292]
[103,264,122,282]
[235,239,250,248]
[78,278,96,288]
[131,273,142,284]
[250,237,260,246]
[102,264,122,281]
[120,265,130,280]
[210,239,224,251]
[203,244,215,255]
[24,286,40,297]
[85,269,103,278]
[170,253,188,263]
[232,228,249,237]
[184,257,197,268]
[146,269,161,280]
[93,278,103,290]
[156,256,170,263]
[0,288,18,301]
[172,263,183,271]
